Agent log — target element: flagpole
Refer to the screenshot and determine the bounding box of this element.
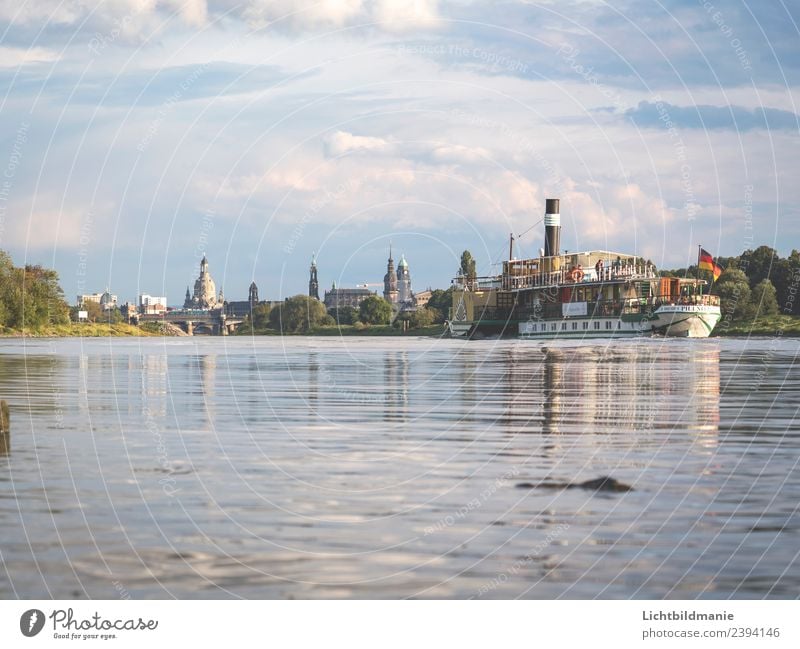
[697,245,702,296]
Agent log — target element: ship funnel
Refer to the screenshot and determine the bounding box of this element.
[544,198,560,257]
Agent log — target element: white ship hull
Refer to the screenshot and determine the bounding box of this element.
[516,305,720,339]
[519,316,649,339]
[650,305,721,337]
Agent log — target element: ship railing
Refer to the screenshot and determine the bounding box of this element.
[451,276,501,291]
[502,263,658,291]
[515,293,720,321]
[648,294,720,307]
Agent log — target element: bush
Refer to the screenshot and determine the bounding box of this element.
[750,279,779,317]
[409,307,440,328]
[715,268,753,321]
[0,251,70,330]
[328,305,358,325]
[268,295,329,332]
[359,295,393,324]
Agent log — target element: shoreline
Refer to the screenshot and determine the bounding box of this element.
[3,317,798,339]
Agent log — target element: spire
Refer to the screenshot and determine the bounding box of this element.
[309,252,319,300]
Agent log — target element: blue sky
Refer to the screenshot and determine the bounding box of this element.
[0,0,798,305]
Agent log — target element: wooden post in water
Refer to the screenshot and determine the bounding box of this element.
[0,400,9,455]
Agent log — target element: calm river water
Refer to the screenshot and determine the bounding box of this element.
[0,336,798,599]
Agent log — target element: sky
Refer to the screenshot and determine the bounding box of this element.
[0,0,798,305]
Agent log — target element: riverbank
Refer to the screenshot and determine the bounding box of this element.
[0,322,160,337]
[712,314,800,337]
[3,318,798,338]
[235,324,447,337]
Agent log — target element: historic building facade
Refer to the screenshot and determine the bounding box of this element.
[184,255,220,310]
[397,254,412,304]
[309,254,319,300]
[383,246,398,304]
[323,283,375,310]
[382,247,415,310]
[225,281,262,318]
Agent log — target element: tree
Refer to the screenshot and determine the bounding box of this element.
[359,295,392,324]
[425,287,453,322]
[750,279,779,317]
[409,307,440,329]
[740,246,779,288]
[0,254,70,330]
[328,305,358,325]
[714,268,753,321]
[251,303,271,330]
[459,250,477,280]
[269,295,329,332]
[80,300,104,323]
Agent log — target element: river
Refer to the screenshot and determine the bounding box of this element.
[0,336,798,598]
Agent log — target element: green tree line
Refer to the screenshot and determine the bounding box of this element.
[662,245,799,320]
[0,250,70,330]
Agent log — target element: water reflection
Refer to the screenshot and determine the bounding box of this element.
[499,344,720,440]
[0,338,796,599]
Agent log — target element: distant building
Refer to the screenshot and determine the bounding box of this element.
[139,294,167,315]
[381,247,417,311]
[184,255,219,310]
[309,254,320,300]
[397,254,412,304]
[414,289,433,308]
[78,290,117,311]
[225,281,262,318]
[383,246,398,304]
[324,282,375,310]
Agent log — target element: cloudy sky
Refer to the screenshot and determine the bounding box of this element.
[0,0,798,304]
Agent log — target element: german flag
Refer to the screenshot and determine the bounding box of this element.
[698,247,723,281]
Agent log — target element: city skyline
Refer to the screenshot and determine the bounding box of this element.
[1,1,797,304]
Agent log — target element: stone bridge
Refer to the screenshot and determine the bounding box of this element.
[135,310,243,336]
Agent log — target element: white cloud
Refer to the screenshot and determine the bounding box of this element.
[324,130,393,156]
[242,0,366,29]
[0,46,60,67]
[373,0,439,31]
[431,144,492,164]
[0,0,440,34]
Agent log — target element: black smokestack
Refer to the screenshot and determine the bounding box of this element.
[544,198,560,257]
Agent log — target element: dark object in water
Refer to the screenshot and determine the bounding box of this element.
[1,400,9,455]
[515,476,633,492]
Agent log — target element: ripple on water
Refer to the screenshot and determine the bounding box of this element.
[0,337,798,598]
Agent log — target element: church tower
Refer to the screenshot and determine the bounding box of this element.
[309,253,319,300]
[191,255,218,309]
[383,245,398,304]
[397,254,412,303]
[249,282,259,306]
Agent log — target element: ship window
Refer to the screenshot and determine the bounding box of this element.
[606,321,612,329]
[561,322,566,330]
[551,323,556,331]
[582,322,588,330]
[594,321,600,330]
[572,322,577,330]
[617,321,621,329]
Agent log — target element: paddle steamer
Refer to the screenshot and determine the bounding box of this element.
[447,199,721,339]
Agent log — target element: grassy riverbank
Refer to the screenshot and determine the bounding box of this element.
[0,322,160,337]
[235,324,447,337]
[712,314,800,337]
